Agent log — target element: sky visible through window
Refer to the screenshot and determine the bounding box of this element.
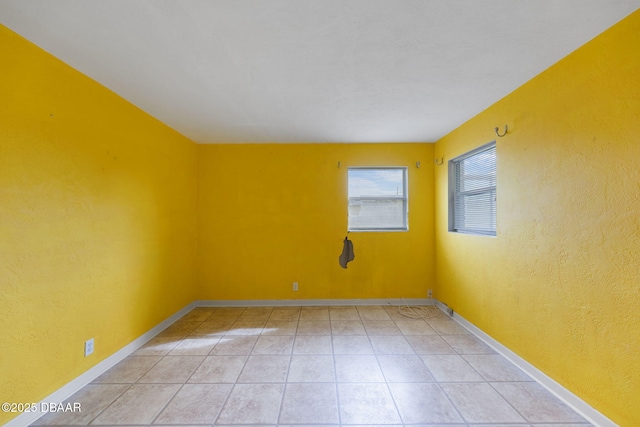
[348,169,405,197]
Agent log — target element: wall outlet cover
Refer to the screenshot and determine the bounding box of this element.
[84,338,94,357]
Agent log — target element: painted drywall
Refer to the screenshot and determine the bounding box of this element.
[0,25,198,425]
[434,10,640,426]
[197,143,434,300]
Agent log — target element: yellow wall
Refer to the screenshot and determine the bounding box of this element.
[0,25,198,424]
[434,10,640,426]
[197,143,434,300]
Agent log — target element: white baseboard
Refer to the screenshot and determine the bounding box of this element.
[434,301,617,427]
[4,302,196,427]
[196,298,435,307]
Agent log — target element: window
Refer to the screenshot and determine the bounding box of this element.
[348,167,408,231]
[449,142,496,236]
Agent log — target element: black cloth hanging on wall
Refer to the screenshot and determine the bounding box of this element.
[338,235,355,268]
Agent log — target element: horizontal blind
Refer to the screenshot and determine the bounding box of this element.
[452,144,496,235]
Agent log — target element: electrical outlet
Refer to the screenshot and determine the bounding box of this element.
[84,338,94,357]
[427,289,432,298]
[293,282,298,291]
[446,307,454,317]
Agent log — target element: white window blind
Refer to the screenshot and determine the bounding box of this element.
[449,142,496,236]
[348,167,408,231]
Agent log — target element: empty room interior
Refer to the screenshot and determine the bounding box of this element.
[1,2,639,427]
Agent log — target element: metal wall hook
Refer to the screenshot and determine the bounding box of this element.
[495,125,508,137]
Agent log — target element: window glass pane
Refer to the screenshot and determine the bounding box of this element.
[349,198,405,229]
[348,168,407,231]
[449,143,496,236]
[348,169,405,197]
[458,149,496,192]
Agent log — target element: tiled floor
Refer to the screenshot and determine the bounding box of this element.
[33,305,592,426]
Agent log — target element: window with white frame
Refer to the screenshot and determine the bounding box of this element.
[449,142,496,236]
[348,167,408,231]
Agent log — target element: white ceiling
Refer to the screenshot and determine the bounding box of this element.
[1,1,638,143]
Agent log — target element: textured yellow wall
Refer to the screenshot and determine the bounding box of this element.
[434,11,640,426]
[197,143,434,300]
[0,26,198,424]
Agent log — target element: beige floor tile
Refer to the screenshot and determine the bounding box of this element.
[91,384,180,425]
[387,424,466,427]
[216,383,284,424]
[168,336,220,356]
[441,383,525,423]
[377,354,435,382]
[441,334,495,354]
[299,306,330,320]
[269,307,300,321]
[297,319,331,335]
[388,383,464,424]
[92,356,161,383]
[421,354,484,382]
[340,425,404,427]
[208,307,245,321]
[190,320,234,336]
[337,383,401,424]
[389,305,443,321]
[32,384,129,425]
[153,383,232,424]
[278,425,339,427]
[394,320,437,335]
[428,319,470,334]
[33,305,589,427]
[210,335,257,355]
[492,382,588,423]
[137,355,204,383]
[463,354,532,381]
[363,320,402,335]
[357,306,392,321]
[157,320,203,337]
[405,335,456,354]
[293,335,333,354]
[287,355,335,382]
[279,383,339,424]
[471,425,532,427]
[384,305,414,320]
[132,336,181,356]
[180,307,216,322]
[188,355,247,383]
[262,320,298,335]
[237,307,273,320]
[330,320,366,335]
[524,424,590,427]
[237,355,289,382]
[335,355,384,382]
[369,335,414,354]
[251,335,294,355]
[331,335,373,354]
[329,306,360,320]
[226,320,266,335]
